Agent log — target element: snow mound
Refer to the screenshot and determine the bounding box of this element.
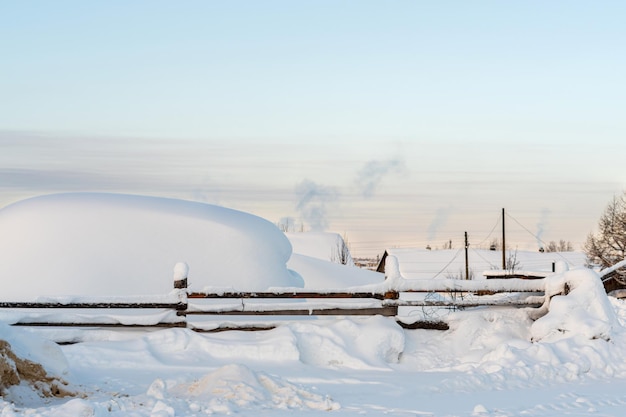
[0,193,301,300]
[157,364,339,413]
[144,327,301,365]
[290,316,405,369]
[61,327,301,371]
[61,320,404,378]
[0,325,71,404]
[531,266,619,342]
[402,305,626,392]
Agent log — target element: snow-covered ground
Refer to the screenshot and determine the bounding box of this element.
[2,193,626,416]
[5,295,626,417]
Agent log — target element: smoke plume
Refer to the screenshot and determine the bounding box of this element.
[427,207,451,242]
[295,179,338,232]
[354,157,406,198]
[536,208,551,249]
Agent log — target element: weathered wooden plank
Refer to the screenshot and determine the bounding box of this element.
[0,302,186,309]
[191,324,278,333]
[187,291,394,300]
[11,321,186,328]
[188,282,545,299]
[383,297,545,308]
[393,278,546,293]
[184,306,399,317]
[396,321,450,330]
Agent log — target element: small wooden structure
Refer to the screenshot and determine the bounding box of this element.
[599,259,626,294]
[376,250,391,274]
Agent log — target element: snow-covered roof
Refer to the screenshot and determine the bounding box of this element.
[380,248,588,280]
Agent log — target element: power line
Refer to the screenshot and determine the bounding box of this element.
[432,248,463,279]
[469,248,499,270]
[473,212,502,247]
[505,211,578,265]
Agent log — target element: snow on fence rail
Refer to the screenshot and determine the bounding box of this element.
[0,271,557,332]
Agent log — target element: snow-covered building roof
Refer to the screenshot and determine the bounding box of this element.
[376,247,588,280]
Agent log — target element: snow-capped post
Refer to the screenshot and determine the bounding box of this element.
[384,255,402,282]
[173,262,189,290]
[383,255,401,316]
[173,262,189,317]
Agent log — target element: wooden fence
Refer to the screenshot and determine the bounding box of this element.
[1,273,554,332]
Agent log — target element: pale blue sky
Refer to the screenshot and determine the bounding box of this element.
[1,1,625,257]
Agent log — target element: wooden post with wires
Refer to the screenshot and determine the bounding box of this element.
[464,231,469,280]
[501,208,506,270]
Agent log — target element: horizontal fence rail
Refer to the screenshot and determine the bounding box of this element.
[0,301,185,309]
[187,291,397,299]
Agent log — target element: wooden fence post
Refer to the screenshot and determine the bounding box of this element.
[173,262,189,290]
[173,263,189,323]
[384,291,399,316]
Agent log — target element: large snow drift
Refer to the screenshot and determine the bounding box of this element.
[0,193,301,300]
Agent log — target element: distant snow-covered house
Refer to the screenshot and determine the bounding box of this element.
[376,248,588,280]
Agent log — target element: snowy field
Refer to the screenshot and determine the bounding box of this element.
[2,193,626,416]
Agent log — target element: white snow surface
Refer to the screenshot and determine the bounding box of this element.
[3,194,626,416]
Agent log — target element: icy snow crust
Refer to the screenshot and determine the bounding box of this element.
[0,193,299,299]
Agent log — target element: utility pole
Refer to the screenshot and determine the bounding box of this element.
[464,231,469,280]
[501,208,506,270]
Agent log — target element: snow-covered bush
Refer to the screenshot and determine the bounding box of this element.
[531,266,619,342]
